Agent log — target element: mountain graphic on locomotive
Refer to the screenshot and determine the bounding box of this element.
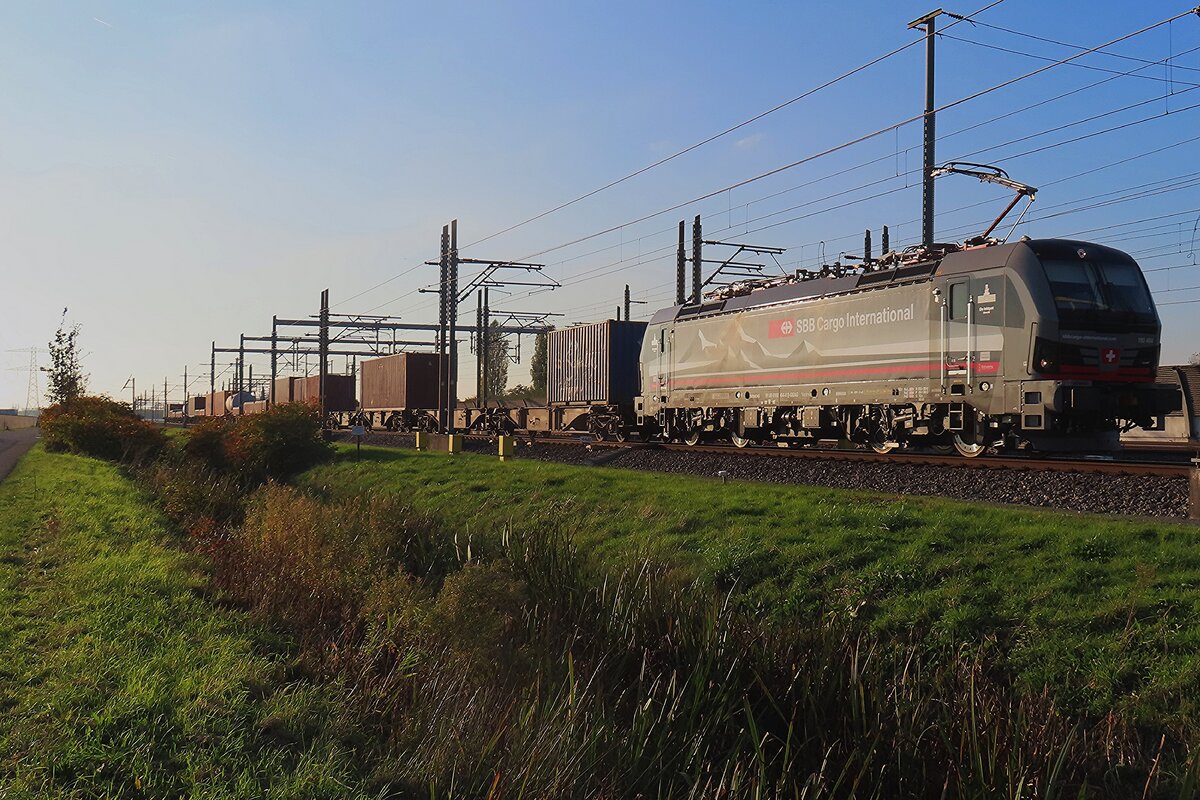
[636,236,1180,455]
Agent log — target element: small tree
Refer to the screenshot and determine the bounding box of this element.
[1191,353,1200,366]
[530,330,550,395]
[486,321,509,399]
[46,311,87,405]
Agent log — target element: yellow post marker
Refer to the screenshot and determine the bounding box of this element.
[447,434,462,454]
[415,431,427,451]
[497,435,514,462]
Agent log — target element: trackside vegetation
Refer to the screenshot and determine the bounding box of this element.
[0,449,379,798]
[304,445,1200,733]
[4,402,1200,798]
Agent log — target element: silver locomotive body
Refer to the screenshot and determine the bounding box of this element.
[637,239,1178,453]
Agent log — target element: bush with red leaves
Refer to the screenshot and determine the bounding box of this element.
[40,396,166,465]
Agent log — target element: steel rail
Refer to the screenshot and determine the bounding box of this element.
[358,430,1193,478]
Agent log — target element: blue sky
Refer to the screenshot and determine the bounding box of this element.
[2,1,1198,407]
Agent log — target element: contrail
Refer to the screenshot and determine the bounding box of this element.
[92,17,113,28]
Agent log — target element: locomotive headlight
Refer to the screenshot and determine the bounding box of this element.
[1033,337,1060,373]
[980,381,991,392]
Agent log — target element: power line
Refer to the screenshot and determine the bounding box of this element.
[948,14,1200,74]
[375,40,1200,318]
[458,0,1009,253]
[939,32,1200,87]
[559,165,1200,312]
[372,11,1200,319]
[335,263,425,310]
[507,7,1198,265]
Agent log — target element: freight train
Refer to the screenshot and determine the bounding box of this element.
[186,236,1181,456]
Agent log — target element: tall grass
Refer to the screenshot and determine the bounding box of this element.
[188,483,1196,799]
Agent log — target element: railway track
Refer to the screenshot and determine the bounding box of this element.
[502,435,1195,478]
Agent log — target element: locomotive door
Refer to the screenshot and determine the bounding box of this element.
[655,326,672,395]
[664,328,673,392]
[942,278,974,390]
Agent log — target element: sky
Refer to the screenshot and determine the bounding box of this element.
[2,0,1199,409]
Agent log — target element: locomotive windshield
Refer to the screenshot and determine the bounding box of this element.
[1041,258,1155,325]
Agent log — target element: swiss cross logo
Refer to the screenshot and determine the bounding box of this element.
[768,319,795,339]
[1101,347,1120,365]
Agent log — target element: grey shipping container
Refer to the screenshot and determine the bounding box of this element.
[547,320,647,405]
[361,352,445,410]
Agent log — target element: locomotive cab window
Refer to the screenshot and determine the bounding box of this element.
[1097,261,1153,315]
[1041,258,1155,324]
[949,283,969,320]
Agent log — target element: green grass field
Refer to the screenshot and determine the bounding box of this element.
[4,437,1199,797]
[304,444,1200,733]
[0,447,382,799]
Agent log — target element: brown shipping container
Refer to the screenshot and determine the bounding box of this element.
[292,374,355,412]
[291,376,309,405]
[361,353,445,410]
[547,320,647,405]
[207,391,229,417]
[272,377,294,404]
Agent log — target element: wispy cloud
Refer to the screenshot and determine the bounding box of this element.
[735,133,765,150]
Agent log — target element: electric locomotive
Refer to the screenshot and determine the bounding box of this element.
[636,237,1179,455]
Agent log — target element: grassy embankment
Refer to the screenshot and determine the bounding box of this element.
[305,444,1200,731]
[5,424,1200,798]
[0,447,384,798]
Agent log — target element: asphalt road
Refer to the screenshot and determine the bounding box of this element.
[0,427,39,483]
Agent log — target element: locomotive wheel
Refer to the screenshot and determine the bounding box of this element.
[730,432,751,448]
[613,429,627,443]
[952,433,986,458]
[683,431,701,447]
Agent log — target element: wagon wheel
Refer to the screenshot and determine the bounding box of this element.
[683,430,701,447]
[612,428,628,443]
[730,432,752,449]
[870,439,899,454]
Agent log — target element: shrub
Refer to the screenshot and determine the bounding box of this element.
[40,396,165,464]
[224,403,332,482]
[183,416,233,471]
